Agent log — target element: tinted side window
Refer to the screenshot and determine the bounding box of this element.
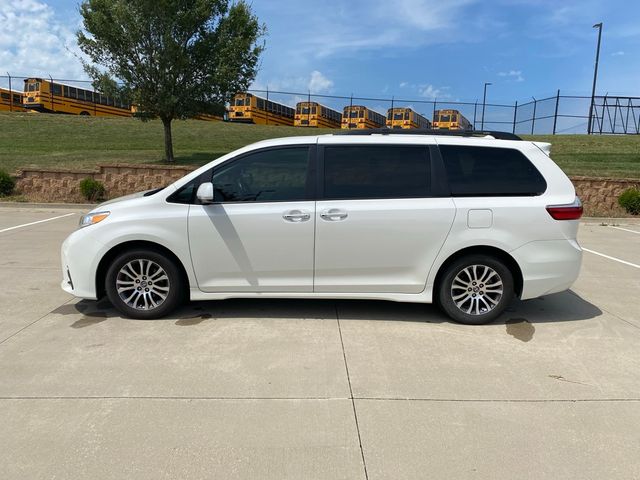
[439,145,546,196]
[167,179,198,204]
[323,146,430,199]
[212,147,310,203]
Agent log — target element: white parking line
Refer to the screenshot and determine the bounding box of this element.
[0,213,76,233]
[583,248,640,269]
[610,226,640,235]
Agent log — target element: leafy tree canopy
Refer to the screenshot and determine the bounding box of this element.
[77,0,265,161]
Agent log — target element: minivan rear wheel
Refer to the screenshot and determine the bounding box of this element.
[438,255,514,325]
[105,249,184,319]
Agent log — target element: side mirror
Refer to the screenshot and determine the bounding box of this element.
[196,182,214,204]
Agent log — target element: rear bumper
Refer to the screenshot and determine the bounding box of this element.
[511,239,582,300]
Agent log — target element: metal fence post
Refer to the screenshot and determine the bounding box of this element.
[7,72,12,112]
[390,95,394,127]
[531,97,537,135]
[512,101,518,134]
[552,89,560,135]
[49,74,54,112]
[348,94,353,129]
[307,90,311,128]
[265,87,269,126]
[612,97,620,133]
[599,94,607,134]
[624,98,631,134]
[473,101,477,130]
[432,99,437,125]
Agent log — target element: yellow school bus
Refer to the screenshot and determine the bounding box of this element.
[229,93,294,126]
[0,88,27,112]
[341,105,386,129]
[432,109,472,130]
[386,107,431,129]
[294,102,341,128]
[23,78,132,117]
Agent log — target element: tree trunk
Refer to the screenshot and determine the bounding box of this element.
[162,117,174,163]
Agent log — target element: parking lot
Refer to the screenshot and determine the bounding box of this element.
[0,204,638,480]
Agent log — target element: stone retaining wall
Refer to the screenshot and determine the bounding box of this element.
[572,176,639,217]
[14,164,197,203]
[11,165,639,216]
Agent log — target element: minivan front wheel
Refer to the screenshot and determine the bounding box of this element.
[105,249,184,319]
[438,255,514,325]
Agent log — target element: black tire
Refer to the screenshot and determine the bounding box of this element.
[105,249,184,319]
[437,254,514,325]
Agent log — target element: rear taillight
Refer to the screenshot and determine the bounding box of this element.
[546,198,583,220]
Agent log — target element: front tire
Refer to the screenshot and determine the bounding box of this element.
[105,249,184,319]
[438,255,514,325]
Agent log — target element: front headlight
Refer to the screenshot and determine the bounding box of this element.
[79,211,110,228]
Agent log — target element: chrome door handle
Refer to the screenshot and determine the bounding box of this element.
[283,210,310,222]
[320,209,348,221]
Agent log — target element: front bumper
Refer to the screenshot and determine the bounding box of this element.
[60,227,108,299]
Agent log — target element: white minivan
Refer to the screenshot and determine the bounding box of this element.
[61,130,583,324]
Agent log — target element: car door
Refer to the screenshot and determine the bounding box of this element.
[314,141,456,293]
[188,145,316,292]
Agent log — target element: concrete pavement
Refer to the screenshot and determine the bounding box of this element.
[0,205,638,479]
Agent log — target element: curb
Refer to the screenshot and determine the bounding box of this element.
[0,202,94,209]
[581,216,640,225]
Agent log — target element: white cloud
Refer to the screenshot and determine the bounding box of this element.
[375,0,475,31]
[0,0,87,84]
[252,70,334,96]
[308,70,333,93]
[418,84,450,99]
[498,69,524,82]
[399,81,409,88]
[297,0,481,58]
[611,51,625,56]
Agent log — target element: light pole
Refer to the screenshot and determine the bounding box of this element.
[587,22,603,135]
[481,82,491,131]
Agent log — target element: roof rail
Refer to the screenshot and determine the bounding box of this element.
[336,128,522,141]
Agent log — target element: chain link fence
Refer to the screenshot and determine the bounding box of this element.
[2,73,638,135]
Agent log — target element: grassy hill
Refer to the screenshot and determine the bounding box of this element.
[0,111,638,179]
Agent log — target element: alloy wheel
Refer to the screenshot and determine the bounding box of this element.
[116,259,170,310]
[450,264,504,316]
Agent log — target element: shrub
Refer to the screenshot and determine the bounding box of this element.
[79,177,106,202]
[0,169,16,197]
[618,187,640,215]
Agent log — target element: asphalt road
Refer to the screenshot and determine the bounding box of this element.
[0,205,639,480]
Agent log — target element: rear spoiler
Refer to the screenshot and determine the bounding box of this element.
[533,142,552,156]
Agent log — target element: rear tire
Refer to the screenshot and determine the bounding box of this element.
[437,254,514,325]
[105,249,184,319]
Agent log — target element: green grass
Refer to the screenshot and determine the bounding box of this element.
[0,112,638,178]
[522,134,640,178]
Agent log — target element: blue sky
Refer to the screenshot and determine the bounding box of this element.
[2,0,639,107]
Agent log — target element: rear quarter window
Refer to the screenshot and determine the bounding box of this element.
[439,145,546,196]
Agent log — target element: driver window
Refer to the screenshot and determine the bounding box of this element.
[212,147,310,203]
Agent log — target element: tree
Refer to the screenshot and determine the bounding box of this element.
[77,0,265,162]
[84,64,133,104]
